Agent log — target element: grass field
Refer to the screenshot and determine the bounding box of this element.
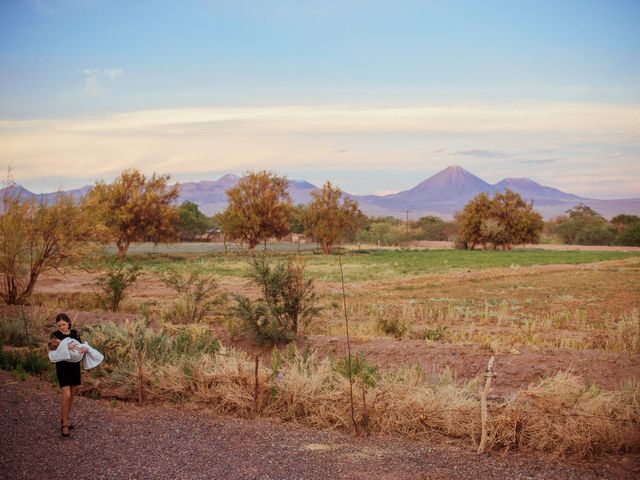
[94,244,640,282]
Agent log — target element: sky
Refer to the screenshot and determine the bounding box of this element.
[1,0,639,199]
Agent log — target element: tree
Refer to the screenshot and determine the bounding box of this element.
[221,171,292,250]
[0,189,89,304]
[454,192,491,249]
[553,204,612,245]
[489,190,544,249]
[414,215,453,241]
[178,201,210,241]
[611,214,640,233]
[84,169,180,258]
[455,190,543,250]
[304,182,363,254]
[616,222,640,246]
[290,204,307,234]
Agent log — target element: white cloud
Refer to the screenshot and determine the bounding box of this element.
[0,102,638,197]
[81,68,124,96]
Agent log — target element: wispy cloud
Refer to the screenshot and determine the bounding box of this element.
[81,68,123,97]
[1,102,638,197]
[609,152,624,158]
[455,149,507,158]
[519,158,564,164]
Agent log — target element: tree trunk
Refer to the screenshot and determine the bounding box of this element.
[116,240,130,259]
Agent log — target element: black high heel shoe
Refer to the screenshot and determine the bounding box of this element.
[61,425,70,438]
[60,419,74,430]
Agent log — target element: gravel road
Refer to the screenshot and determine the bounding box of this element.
[0,372,630,480]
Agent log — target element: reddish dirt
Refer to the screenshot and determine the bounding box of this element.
[307,337,640,395]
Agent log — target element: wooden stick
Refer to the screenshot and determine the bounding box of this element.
[254,355,260,416]
[477,355,495,454]
[338,253,358,434]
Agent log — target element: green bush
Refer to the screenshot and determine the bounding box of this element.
[574,225,615,246]
[235,255,319,344]
[334,352,380,387]
[83,321,220,368]
[616,222,640,247]
[96,261,141,312]
[156,268,218,324]
[0,318,31,347]
[0,346,51,376]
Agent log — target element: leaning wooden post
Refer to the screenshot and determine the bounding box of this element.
[254,355,260,415]
[477,355,495,454]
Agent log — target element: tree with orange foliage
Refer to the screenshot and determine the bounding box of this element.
[455,189,543,250]
[0,187,90,304]
[304,181,363,254]
[84,169,180,258]
[221,171,292,250]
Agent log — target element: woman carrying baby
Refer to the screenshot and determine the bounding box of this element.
[49,312,87,438]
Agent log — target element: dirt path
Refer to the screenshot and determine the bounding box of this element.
[1,372,633,480]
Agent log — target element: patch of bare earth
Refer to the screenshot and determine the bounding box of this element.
[1,372,631,480]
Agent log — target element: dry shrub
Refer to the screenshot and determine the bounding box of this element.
[490,372,640,458]
[31,291,101,312]
[367,368,479,439]
[85,324,639,460]
[604,310,640,353]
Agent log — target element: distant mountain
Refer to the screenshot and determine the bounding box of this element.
[177,175,317,215]
[353,166,640,219]
[353,165,494,211]
[2,166,638,219]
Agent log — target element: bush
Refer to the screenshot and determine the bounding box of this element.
[423,326,449,341]
[0,346,51,376]
[334,352,380,387]
[96,261,141,312]
[156,267,218,324]
[375,310,407,339]
[0,310,46,347]
[616,222,640,247]
[574,225,615,246]
[235,254,319,344]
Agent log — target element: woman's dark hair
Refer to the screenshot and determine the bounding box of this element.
[55,313,71,326]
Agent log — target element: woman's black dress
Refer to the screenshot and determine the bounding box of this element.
[51,329,82,387]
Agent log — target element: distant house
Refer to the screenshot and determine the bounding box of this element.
[290,233,308,244]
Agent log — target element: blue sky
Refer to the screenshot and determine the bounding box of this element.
[1,0,639,198]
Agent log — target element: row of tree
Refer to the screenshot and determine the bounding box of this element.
[2,168,637,306]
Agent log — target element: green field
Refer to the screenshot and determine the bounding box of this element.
[95,243,640,282]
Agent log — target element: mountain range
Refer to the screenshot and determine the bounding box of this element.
[3,166,639,220]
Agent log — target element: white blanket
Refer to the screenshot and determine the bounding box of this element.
[48,337,104,370]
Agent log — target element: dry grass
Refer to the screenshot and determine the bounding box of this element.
[489,372,640,459]
[80,322,640,460]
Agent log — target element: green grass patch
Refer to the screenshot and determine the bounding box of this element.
[85,246,640,282]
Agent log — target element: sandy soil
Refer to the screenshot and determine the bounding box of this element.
[2,371,634,480]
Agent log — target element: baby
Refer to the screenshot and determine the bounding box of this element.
[48,337,104,369]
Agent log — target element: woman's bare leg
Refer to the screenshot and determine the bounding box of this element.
[69,386,76,411]
[61,386,71,433]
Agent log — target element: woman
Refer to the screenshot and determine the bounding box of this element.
[50,313,87,438]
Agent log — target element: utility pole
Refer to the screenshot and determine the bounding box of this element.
[405,210,410,235]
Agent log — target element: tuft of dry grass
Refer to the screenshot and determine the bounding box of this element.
[81,324,640,460]
[489,372,640,459]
